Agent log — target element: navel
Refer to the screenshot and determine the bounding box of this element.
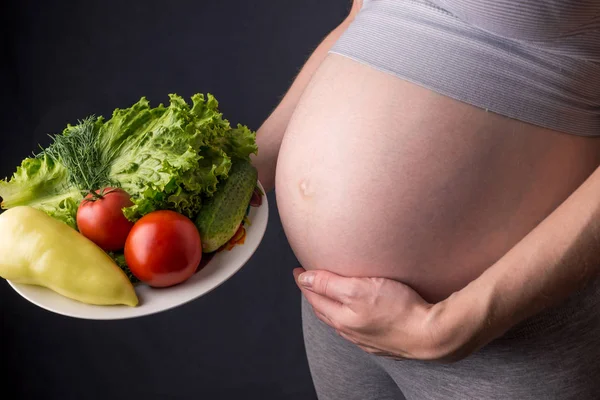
[299,178,315,198]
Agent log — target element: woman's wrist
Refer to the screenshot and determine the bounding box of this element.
[422,278,501,361]
[428,160,600,360]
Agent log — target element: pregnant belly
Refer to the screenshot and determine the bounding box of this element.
[275,54,600,302]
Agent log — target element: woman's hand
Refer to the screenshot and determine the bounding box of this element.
[294,167,600,362]
[294,267,490,362]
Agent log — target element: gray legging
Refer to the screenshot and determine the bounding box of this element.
[302,279,600,400]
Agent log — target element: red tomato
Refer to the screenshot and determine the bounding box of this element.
[77,188,134,251]
[124,210,202,288]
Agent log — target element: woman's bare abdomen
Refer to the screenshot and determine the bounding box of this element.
[275,54,600,302]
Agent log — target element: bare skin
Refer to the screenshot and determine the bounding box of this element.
[275,53,600,303]
[253,1,600,361]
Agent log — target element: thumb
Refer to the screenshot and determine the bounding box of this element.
[296,269,362,304]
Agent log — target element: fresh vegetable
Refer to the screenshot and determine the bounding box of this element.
[220,225,247,252]
[107,251,140,284]
[0,93,259,287]
[195,160,258,253]
[0,206,138,306]
[0,94,257,228]
[44,116,107,191]
[125,210,202,287]
[77,188,134,251]
[249,187,263,207]
[0,154,82,227]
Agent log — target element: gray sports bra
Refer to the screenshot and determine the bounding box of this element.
[332,0,600,136]
[431,0,600,59]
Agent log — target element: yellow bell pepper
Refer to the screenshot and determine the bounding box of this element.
[0,206,138,306]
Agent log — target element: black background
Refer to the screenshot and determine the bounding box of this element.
[0,1,349,399]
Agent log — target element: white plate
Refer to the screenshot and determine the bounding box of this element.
[7,183,269,320]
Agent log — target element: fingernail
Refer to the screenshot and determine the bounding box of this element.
[298,272,314,287]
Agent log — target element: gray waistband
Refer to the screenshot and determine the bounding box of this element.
[330,0,600,137]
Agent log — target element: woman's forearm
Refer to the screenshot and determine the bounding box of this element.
[450,164,600,348]
[252,3,361,191]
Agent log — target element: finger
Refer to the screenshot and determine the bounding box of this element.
[356,343,405,360]
[300,286,345,327]
[358,345,395,358]
[336,329,360,345]
[336,330,389,355]
[292,267,306,282]
[296,270,366,305]
[336,330,406,360]
[366,349,405,361]
[314,310,335,327]
[336,330,376,352]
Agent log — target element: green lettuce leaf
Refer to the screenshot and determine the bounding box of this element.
[107,251,140,284]
[0,154,82,228]
[100,93,257,220]
[100,95,202,219]
[0,92,258,227]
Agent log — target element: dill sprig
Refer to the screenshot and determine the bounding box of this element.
[43,116,109,191]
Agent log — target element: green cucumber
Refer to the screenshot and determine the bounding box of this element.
[195,160,258,253]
